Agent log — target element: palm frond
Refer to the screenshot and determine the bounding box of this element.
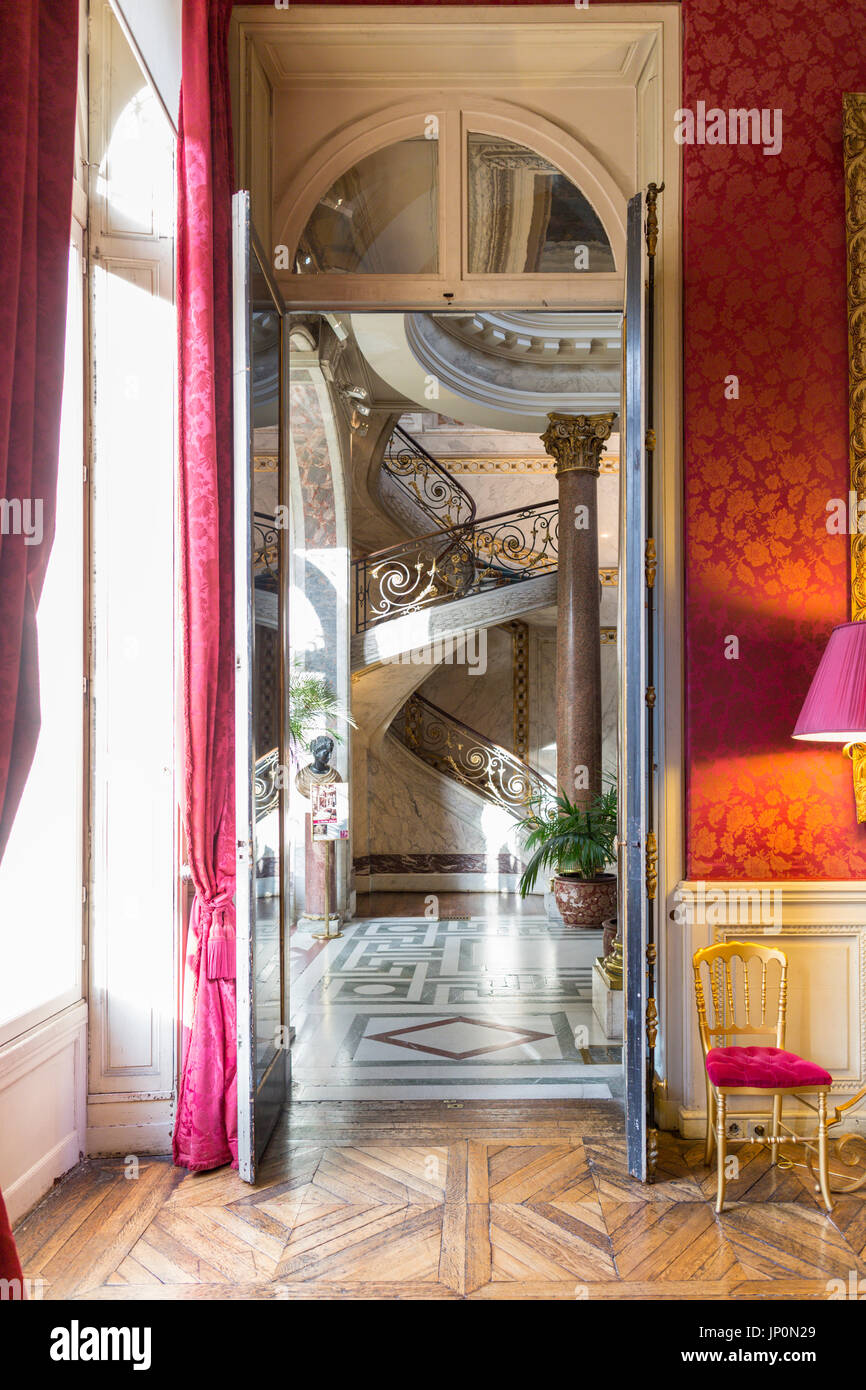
[288,663,356,755]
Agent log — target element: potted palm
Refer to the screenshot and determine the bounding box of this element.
[516,783,617,928]
[288,662,355,761]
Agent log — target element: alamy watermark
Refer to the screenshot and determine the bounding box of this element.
[1,1276,46,1300]
[671,881,782,931]
[674,103,783,157]
[0,497,42,546]
[383,629,487,676]
[50,1321,151,1371]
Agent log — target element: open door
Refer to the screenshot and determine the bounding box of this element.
[233,191,290,1181]
[620,186,661,1181]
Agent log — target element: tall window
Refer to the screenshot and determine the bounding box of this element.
[87,0,177,1098]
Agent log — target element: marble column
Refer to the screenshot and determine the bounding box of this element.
[541,412,615,808]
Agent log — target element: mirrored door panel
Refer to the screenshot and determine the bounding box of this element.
[234,192,289,1181]
[620,190,649,1182]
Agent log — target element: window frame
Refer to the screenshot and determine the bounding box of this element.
[275,100,626,312]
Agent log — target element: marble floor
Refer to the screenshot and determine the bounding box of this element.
[290,906,622,1102]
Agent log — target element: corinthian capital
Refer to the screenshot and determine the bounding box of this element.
[541,412,616,478]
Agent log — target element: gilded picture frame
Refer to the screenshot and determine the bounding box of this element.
[844,93,866,820]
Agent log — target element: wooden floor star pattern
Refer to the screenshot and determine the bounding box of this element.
[13,1101,866,1301]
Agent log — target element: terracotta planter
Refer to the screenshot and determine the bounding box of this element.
[602,916,618,959]
[553,873,617,928]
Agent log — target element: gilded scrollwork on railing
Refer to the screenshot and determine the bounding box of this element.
[845,93,866,820]
[254,746,281,821]
[400,694,554,814]
[253,510,280,589]
[354,500,559,632]
[382,424,477,532]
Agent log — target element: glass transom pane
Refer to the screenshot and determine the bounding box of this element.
[296,137,439,274]
[467,134,614,274]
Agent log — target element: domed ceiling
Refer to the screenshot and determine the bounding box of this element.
[350,310,621,432]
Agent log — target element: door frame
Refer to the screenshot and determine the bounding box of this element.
[230,0,685,1137]
[233,193,292,1180]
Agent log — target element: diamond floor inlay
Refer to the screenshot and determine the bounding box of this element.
[366,1016,556,1060]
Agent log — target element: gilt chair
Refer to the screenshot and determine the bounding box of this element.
[692,941,833,1214]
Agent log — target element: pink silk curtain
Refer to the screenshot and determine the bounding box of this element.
[172,0,239,1172]
[0,0,79,859]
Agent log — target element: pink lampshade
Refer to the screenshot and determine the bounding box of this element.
[793,621,866,742]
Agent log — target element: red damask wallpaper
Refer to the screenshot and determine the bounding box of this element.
[682,0,866,878]
[245,0,866,878]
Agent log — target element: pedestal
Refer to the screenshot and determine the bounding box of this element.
[592,960,624,1040]
[297,814,338,931]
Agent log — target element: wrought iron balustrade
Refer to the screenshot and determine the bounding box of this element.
[354,498,559,632]
[253,510,279,589]
[254,746,281,820]
[381,423,477,532]
[398,694,554,815]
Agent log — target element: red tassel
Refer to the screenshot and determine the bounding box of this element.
[206,915,236,980]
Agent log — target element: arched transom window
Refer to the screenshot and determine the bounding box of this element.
[279,107,625,309]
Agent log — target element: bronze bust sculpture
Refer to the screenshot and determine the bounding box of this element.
[295,734,342,799]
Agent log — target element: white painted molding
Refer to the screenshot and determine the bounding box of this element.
[678,1103,866,1142]
[86,1095,173,1157]
[274,94,628,280]
[0,1002,87,1224]
[668,887,866,1138]
[674,880,866,927]
[0,1001,87,1089]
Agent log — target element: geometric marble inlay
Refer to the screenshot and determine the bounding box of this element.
[367,1015,555,1060]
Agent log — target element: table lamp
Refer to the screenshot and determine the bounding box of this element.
[791,618,866,1169]
[793,620,866,742]
[793,620,866,820]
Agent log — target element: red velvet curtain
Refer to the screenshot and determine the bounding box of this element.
[172,0,239,1172]
[0,0,79,858]
[0,0,79,1281]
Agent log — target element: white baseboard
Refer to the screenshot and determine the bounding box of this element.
[86,1095,174,1157]
[5,1133,83,1228]
[0,1001,87,1225]
[677,1102,866,1140]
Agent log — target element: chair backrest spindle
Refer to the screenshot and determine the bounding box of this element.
[692,941,787,1059]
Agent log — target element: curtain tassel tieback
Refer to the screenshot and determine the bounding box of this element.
[205,895,236,981]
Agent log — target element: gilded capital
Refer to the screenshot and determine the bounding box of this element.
[541,412,616,478]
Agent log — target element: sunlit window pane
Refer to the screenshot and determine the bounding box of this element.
[296,137,439,274]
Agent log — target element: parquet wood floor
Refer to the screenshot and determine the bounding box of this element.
[14,1101,865,1301]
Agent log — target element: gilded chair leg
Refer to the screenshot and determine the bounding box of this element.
[716,1093,727,1214]
[817,1091,833,1213]
[704,1078,716,1165]
[770,1093,782,1166]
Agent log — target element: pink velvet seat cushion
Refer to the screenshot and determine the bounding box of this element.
[705,1046,831,1089]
